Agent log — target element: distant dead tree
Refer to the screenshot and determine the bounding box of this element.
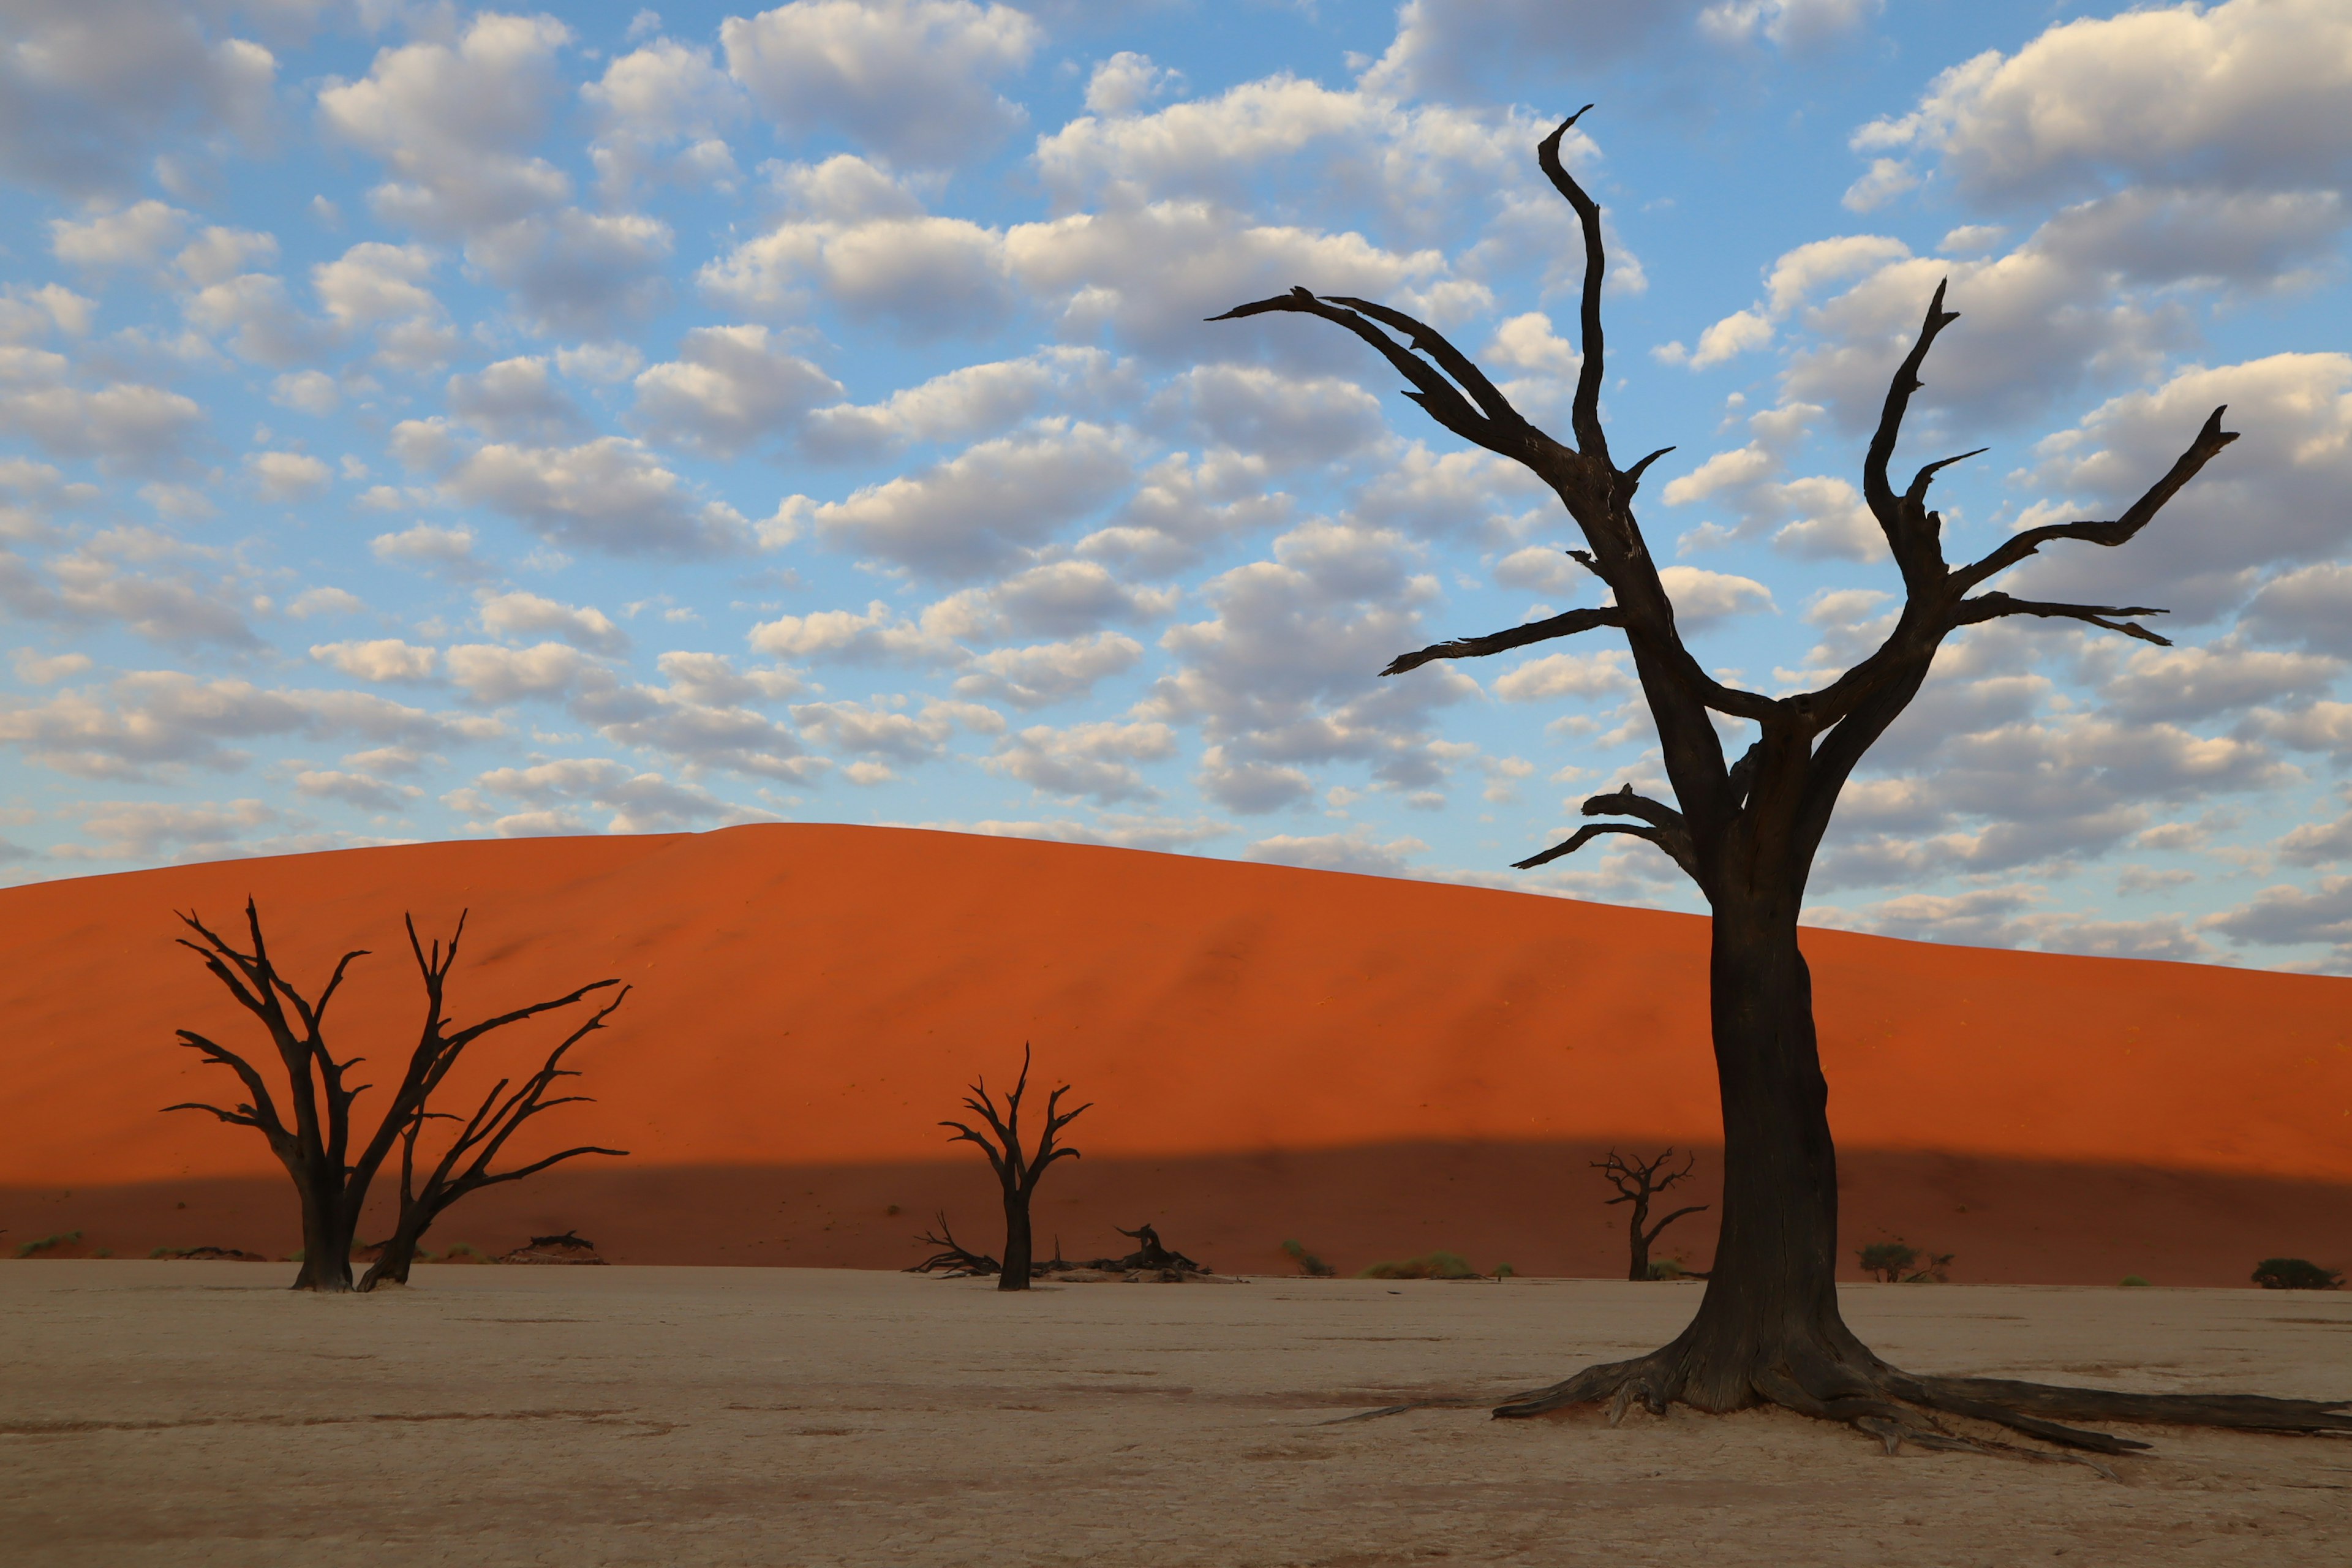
[1596,1148,1708,1283]
[939,1045,1089,1292]
[1213,106,2350,1454]
[165,900,626,1293]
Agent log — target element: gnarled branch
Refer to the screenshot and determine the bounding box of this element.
[1380,605,1623,677]
[1535,105,1607,462]
[1952,592,2173,646]
[1953,406,2239,591]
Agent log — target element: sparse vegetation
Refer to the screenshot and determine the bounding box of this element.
[2253,1257,2343,1291]
[2120,1275,2152,1287]
[1357,1251,1480,1280]
[1280,1238,1336,1276]
[1858,1240,1954,1283]
[14,1229,82,1257]
[1593,1148,1708,1283]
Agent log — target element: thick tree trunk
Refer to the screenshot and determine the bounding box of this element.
[1668,906,1867,1409]
[291,1167,356,1292]
[998,1188,1033,1292]
[358,1217,430,1291]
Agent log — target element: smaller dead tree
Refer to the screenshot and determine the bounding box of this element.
[939,1045,1090,1292]
[1595,1148,1709,1283]
[357,946,631,1289]
[166,900,624,1292]
[905,1211,1001,1276]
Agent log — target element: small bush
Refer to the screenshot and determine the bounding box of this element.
[1494,1263,1517,1279]
[1648,1258,1688,1280]
[13,1229,83,1258]
[1357,1250,1480,1280]
[1858,1238,1953,1283]
[1280,1238,1336,1277]
[91,1248,113,1258]
[2252,1257,2343,1291]
[439,1242,488,1264]
[2120,1275,2152,1287]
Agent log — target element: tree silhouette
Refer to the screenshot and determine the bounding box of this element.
[939,1046,1090,1292]
[1213,107,2349,1455]
[1596,1148,1708,1282]
[166,901,625,1292]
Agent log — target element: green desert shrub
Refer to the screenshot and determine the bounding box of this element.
[1280,1238,1336,1277]
[2119,1275,2152,1287]
[1648,1258,1689,1280]
[2252,1257,2343,1291]
[13,1229,83,1258]
[1494,1263,1517,1279]
[1357,1250,1480,1280]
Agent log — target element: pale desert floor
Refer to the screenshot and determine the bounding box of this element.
[3,1263,2346,1567]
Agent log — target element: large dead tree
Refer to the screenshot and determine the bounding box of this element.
[940,1046,1089,1292]
[166,901,625,1293]
[1213,107,2350,1456]
[1596,1148,1708,1283]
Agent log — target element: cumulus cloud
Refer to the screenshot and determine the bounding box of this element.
[987,719,1176,803]
[799,420,1136,581]
[447,437,756,557]
[310,639,438,683]
[478,591,629,655]
[951,632,1145,710]
[0,4,274,196]
[247,450,330,502]
[1139,519,1476,812]
[801,347,1115,462]
[720,0,1041,167]
[631,325,842,457]
[0,670,497,780]
[1243,827,1430,879]
[447,357,587,443]
[2008,353,2352,622]
[1853,0,2352,204]
[447,756,748,836]
[369,524,484,579]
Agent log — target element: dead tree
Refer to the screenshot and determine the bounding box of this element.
[905,1210,1001,1275]
[165,901,624,1293]
[1213,107,2350,1455]
[939,1045,1089,1292]
[1596,1148,1708,1282]
[356,925,630,1289]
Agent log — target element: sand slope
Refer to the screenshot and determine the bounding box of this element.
[0,824,2345,1282]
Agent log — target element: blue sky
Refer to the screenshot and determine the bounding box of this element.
[2,0,2350,969]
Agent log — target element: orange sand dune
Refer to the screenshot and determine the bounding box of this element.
[0,824,2345,1284]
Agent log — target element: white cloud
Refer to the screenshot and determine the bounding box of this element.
[951,632,1146,710]
[443,641,600,706]
[801,420,1136,581]
[478,591,629,655]
[631,325,842,457]
[1243,827,1430,879]
[1084,51,1182,117]
[1854,0,2352,203]
[248,450,330,502]
[447,437,754,557]
[720,0,1041,167]
[1656,566,1775,629]
[309,639,438,683]
[369,523,483,579]
[0,5,273,196]
[987,719,1175,803]
[48,199,189,268]
[447,356,586,443]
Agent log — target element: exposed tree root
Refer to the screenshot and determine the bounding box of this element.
[1327,1342,2350,1475]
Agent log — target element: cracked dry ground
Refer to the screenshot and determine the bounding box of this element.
[2,1263,2344,1566]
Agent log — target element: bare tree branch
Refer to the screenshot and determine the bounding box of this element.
[1535,105,1607,462]
[1952,593,2173,645]
[1953,406,2239,590]
[1380,605,1625,676]
[1861,281,1964,583]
